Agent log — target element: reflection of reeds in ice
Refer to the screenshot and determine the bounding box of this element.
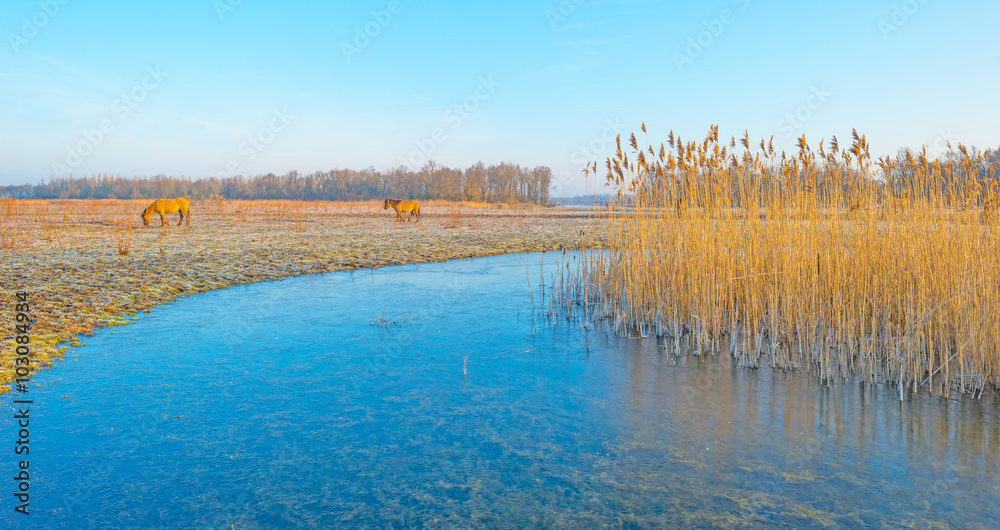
[570,124,1000,397]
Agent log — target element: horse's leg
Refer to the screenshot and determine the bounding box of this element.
[396,209,402,222]
[177,210,183,226]
[159,212,167,226]
[185,207,190,226]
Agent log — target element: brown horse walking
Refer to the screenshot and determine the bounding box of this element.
[141,198,191,227]
[383,199,420,222]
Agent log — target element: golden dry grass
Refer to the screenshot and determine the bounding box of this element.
[0,199,597,392]
[572,125,1000,397]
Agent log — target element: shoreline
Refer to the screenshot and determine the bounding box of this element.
[1,200,602,392]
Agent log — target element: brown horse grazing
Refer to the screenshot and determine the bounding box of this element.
[141,198,191,227]
[383,199,420,222]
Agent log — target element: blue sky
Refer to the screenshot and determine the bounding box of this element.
[2,0,998,195]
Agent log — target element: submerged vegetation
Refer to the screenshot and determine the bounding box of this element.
[573,124,1000,397]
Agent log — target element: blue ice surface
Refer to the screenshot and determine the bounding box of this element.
[3,252,999,528]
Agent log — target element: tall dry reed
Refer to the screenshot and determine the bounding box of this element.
[114,218,135,255]
[574,124,1000,397]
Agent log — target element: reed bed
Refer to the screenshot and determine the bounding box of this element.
[569,125,1000,397]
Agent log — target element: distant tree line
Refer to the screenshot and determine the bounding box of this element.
[0,161,553,204]
[552,194,617,205]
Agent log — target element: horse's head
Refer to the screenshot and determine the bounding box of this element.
[141,205,151,226]
[383,199,389,210]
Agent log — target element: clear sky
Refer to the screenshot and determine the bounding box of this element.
[2,0,998,195]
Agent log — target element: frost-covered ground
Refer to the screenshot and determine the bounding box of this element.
[0,199,603,391]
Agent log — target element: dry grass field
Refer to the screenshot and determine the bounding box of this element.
[0,199,598,392]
